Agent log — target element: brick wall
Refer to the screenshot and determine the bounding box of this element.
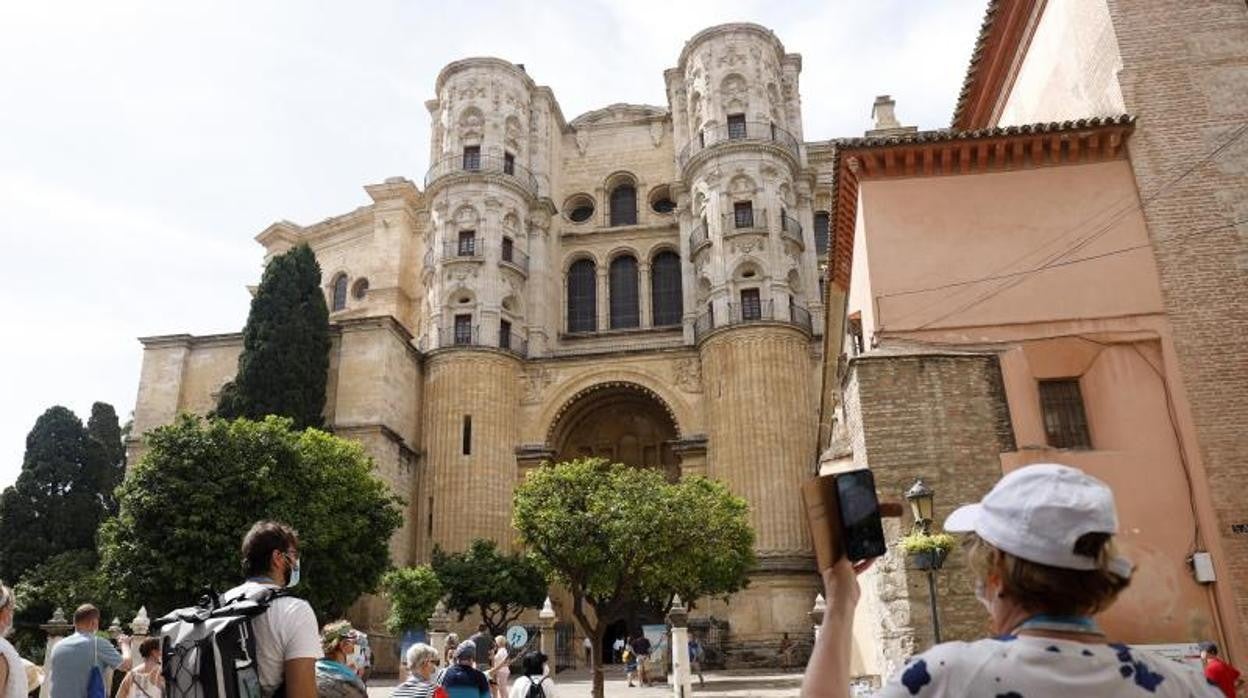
[1104,0,1248,634]
[844,351,1015,677]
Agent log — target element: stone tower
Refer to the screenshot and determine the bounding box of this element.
[666,24,821,647]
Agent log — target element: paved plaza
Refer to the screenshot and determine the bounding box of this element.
[366,669,806,698]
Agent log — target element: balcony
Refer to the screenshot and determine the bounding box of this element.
[500,245,530,275]
[723,207,767,234]
[442,239,483,262]
[689,219,710,252]
[780,212,804,247]
[693,298,814,343]
[422,324,529,358]
[677,121,801,171]
[424,153,539,197]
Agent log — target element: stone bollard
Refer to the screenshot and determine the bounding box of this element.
[810,593,826,643]
[130,607,151,656]
[40,608,72,698]
[537,596,556,671]
[427,600,450,674]
[666,596,692,698]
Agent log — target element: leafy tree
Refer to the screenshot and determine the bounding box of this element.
[513,459,755,698]
[86,402,126,515]
[99,415,403,618]
[431,539,547,637]
[9,549,132,660]
[0,407,109,582]
[215,244,330,430]
[379,566,444,635]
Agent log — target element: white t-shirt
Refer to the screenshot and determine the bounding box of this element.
[226,582,322,696]
[876,635,1221,697]
[507,675,555,698]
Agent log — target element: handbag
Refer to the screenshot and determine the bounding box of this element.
[87,638,107,698]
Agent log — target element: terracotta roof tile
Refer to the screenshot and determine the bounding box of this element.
[952,0,1003,128]
[833,114,1135,150]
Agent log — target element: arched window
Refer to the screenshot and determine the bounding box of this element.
[814,211,831,257]
[567,259,597,333]
[331,274,348,311]
[610,184,637,226]
[610,255,640,329]
[650,251,683,327]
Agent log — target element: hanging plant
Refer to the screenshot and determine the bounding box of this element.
[899,531,956,570]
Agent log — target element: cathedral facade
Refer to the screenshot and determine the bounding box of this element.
[130,23,838,667]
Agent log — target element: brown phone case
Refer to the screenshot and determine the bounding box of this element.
[802,474,844,573]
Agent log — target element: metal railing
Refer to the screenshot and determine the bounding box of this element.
[500,245,530,274]
[442,239,483,261]
[422,323,529,357]
[780,212,804,246]
[424,153,539,197]
[692,298,814,342]
[724,207,767,232]
[677,120,801,170]
[689,219,710,251]
[497,328,529,358]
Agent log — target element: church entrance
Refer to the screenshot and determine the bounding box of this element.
[548,382,681,480]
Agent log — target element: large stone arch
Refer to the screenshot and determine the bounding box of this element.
[544,379,683,480]
[535,368,697,444]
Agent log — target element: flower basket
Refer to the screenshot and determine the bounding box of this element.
[909,547,948,570]
[898,531,955,570]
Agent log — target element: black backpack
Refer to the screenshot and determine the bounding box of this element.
[153,587,288,698]
[524,675,546,698]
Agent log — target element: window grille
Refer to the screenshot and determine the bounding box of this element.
[740,288,762,320]
[650,251,683,327]
[462,146,481,171]
[727,114,746,140]
[566,260,597,332]
[610,184,637,226]
[453,314,473,345]
[1039,379,1092,449]
[815,211,831,257]
[458,231,476,256]
[502,237,514,263]
[734,202,754,229]
[609,256,640,329]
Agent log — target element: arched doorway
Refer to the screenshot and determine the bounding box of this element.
[547,381,681,480]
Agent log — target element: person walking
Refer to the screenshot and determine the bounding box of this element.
[0,584,28,698]
[116,638,163,698]
[224,520,322,698]
[439,641,490,698]
[1200,642,1242,698]
[392,644,447,698]
[469,625,493,670]
[487,636,509,698]
[314,621,367,698]
[612,637,624,664]
[48,604,132,698]
[630,634,651,687]
[688,637,705,686]
[804,463,1222,698]
[621,640,637,688]
[507,652,555,698]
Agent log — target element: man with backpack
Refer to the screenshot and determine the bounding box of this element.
[48,604,132,698]
[223,520,322,698]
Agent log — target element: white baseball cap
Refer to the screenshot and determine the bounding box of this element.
[944,463,1132,576]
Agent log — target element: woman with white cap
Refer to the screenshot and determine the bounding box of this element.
[803,463,1222,697]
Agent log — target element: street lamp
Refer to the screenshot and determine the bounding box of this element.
[904,478,942,644]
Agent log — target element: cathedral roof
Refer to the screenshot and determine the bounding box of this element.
[569,103,668,128]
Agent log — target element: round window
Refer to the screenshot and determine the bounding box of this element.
[352,278,369,300]
[564,194,595,223]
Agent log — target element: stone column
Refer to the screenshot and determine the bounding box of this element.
[596,267,609,331]
[667,597,693,698]
[537,597,556,669]
[639,262,653,329]
[40,609,72,698]
[810,594,826,643]
[428,601,450,671]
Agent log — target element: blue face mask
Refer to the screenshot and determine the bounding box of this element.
[284,554,301,589]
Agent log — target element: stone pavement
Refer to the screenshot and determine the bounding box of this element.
[366,668,806,697]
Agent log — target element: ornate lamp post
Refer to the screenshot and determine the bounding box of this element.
[904,479,943,644]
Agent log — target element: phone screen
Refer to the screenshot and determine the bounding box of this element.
[836,469,887,561]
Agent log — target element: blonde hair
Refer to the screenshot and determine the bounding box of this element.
[965,532,1131,616]
[320,620,356,656]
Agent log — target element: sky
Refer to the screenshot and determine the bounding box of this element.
[0,0,987,488]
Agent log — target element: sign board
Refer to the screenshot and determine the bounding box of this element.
[506,625,529,649]
[1135,643,1203,670]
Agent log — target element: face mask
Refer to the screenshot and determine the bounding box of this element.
[285,554,301,588]
[345,645,363,671]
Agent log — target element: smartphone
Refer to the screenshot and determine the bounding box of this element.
[836,469,887,561]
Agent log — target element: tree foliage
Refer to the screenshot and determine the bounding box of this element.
[9,549,131,660]
[99,415,403,618]
[215,244,330,430]
[512,459,755,698]
[431,539,547,637]
[0,406,111,582]
[86,401,126,515]
[379,566,444,635]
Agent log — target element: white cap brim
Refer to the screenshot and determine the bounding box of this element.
[944,503,981,533]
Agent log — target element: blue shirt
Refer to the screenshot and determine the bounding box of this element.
[49,633,123,698]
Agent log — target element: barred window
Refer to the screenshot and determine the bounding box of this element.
[458,230,476,256]
[727,113,746,140]
[814,211,831,257]
[650,251,683,327]
[502,236,514,263]
[740,288,762,320]
[453,314,473,345]
[462,146,480,171]
[609,255,640,329]
[331,274,348,311]
[610,184,637,226]
[734,201,754,228]
[567,259,597,332]
[1039,379,1092,449]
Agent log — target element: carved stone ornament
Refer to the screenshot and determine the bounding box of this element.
[672,358,703,393]
[575,129,589,156]
[521,368,556,404]
[649,121,664,148]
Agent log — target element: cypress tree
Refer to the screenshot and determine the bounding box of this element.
[86,401,126,515]
[0,407,108,581]
[215,244,330,430]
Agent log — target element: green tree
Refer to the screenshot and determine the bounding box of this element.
[86,401,126,515]
[0,407,109,582]
[431,539,547,637]
[379,566,444,635]
[512,459,755,698]
[9,549,131,660]
[215,244,330,430]
[99,415,402,617]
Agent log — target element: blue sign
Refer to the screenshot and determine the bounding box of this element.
[506,625,529,648]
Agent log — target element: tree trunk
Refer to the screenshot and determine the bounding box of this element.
[569,593,606,698]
